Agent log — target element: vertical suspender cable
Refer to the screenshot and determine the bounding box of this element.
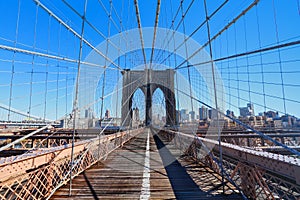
[98,0,113,165]
[28,4,39,120]
[69,0,88,196]
[203,0,225,193]
[243,16,252,105]
[225,31,231,111]
[116,52,120,119]
[56,23,62,120]
[100,0,113,126]
[65,28,71,126]
[255,5,266,113]
[8,0,21,121]
[116,0,125,120]
[234,24,240,108]
[272,0,287,115]
[43,15,51,121]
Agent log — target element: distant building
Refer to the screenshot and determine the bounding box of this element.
[208,109,219,119]
[132,107,140,127]
[296,119,300,127]
[239,103,254,117]
[264,118,282,129]
[274,119,283,129]
[208,109,212,119]
[132,107,140,121]
[281,114,297,127]
[255,116,264,127]
[247,103,255,116]
[105,109,110,119]
[180,109,188,122]
[199,106,208,120]
[239,107,249,117]
[189,111,195,121]
[85,108,94,119]
[153,113,163,125]
[226,110,235,118]
[264,111,278,119]
[248,116,255,126]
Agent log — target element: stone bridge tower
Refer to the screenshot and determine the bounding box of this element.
[121,69,176,127]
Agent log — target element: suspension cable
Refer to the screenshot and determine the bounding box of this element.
[149,0,161,69]
[177,39,300,70]
[33,0,122,71]
[155,0,189,63]
[174,0,259,70]
[133,0,147,67]
[28,4,39,121]
[0,44,120,71]
[157,0,228,65]
[62,0,128,60]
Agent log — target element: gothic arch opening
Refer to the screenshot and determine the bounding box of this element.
[152,88,166,126]
[130,88,145,127]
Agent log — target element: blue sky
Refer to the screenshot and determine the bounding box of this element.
[0,0,300,120]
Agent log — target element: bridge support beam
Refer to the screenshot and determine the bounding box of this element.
[145,84,152,126]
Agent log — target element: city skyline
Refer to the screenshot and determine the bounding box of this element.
[0,1,299,121]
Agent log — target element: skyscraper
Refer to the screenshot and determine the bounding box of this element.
[189,111,195,121]
[199,106,208,120]
[208,109,219,119]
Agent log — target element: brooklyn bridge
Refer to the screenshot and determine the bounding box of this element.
[0,0,300,199]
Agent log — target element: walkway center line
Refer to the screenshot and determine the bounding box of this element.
[140,129,151,199]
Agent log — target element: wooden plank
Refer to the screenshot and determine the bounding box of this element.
[51,129,242,199]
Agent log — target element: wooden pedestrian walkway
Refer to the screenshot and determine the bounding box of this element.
[51,128,242,199]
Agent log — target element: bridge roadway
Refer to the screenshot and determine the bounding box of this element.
[51,128,242,199]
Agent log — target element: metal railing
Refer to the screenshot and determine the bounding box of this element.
[0,128,144,200]
[160,129,300,200]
